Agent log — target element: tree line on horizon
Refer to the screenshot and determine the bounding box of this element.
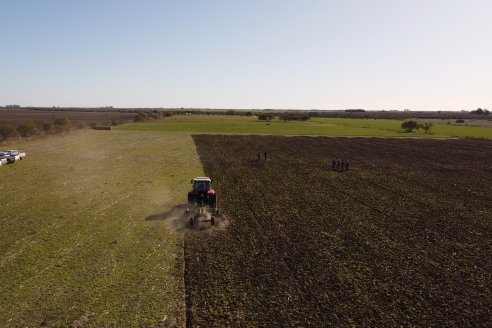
[0,117,73,142]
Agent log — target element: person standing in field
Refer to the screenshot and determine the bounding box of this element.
[264,152,267,160]
[331,159,336,170]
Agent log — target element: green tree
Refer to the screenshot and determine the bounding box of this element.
[422,122,433,134]
[401,120,420,132]
[258,113,274,121]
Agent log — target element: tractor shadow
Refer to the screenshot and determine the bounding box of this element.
[145,204,228,232]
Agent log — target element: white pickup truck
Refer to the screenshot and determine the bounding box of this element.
[0,150,26,164]
[0,152,16,164]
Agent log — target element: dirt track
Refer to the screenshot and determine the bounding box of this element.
[185,135,492,327]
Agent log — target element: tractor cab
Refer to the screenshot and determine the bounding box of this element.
[192,178,211,193]
[188,177,216,207]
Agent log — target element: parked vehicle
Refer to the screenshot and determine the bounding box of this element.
[0,151,19,164]
[0,152,15,164]
[5,150,26,160]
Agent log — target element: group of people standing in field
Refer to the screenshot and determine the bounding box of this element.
[252,151,349,172]
[331,158,349,172]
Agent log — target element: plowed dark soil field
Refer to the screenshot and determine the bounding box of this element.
[185,136,492,327]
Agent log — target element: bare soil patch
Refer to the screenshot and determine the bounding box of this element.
[185,135,492,327]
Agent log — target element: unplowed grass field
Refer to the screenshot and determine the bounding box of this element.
[0,130,203,327]
[117,115,492,139]
[186,135,492,327]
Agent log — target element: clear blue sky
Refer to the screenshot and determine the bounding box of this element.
[1,0,491,110]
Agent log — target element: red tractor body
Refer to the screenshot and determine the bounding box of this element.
[187,177,218,225]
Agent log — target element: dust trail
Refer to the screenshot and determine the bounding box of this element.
[145,204,229,232]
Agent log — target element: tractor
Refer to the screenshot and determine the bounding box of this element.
[187,177,218,226]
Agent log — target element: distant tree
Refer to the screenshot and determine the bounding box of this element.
[53,117,72,133]
[279,114,310,121]
[422,122,433,134]
[258,113,274,121]
[0,124,19,140]
[17,121,39,137]
[42,122,55,134]
[54,117,71,126]
[401,120,420,132]
[134,112,148,122]
[470,108,490,115]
